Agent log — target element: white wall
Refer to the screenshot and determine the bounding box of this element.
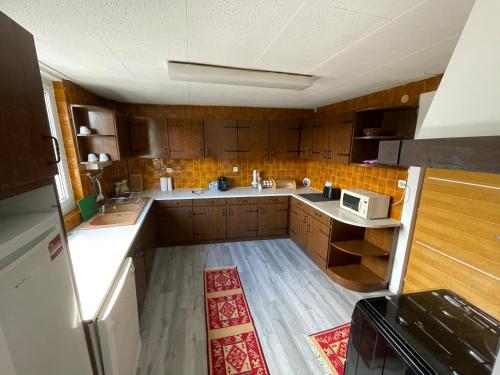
[418,0,500,139]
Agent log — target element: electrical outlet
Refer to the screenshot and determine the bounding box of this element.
[398,179,407,189]
[232,166,239,173]
[166,167,173,173]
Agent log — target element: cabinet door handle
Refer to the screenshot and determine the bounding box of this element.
[307,223,311,233]
[229,207,233,216]
[247,210,258,213]
[222,208,227,216]
[43,135,61,164]
[303,216,307,224]
[319,229,329,236]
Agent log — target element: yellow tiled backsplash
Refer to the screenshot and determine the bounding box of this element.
[124,158,406,219]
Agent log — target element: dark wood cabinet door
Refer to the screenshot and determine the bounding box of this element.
[299,119,314,160]
[193,206,227,241]
[204,119,238,160]
[331,113,354,164]
[132,251,148,314]
[166,118,204,159]
[0,12,57,199]
[306,217,330,262]
[258,204,288,237]
[312,119,330,161]
[158,206,194,244]
[128,116,165,158]
[269,120,300,159]
[227,205,258,239]
[237,120,269,158]
[289,206,308,249]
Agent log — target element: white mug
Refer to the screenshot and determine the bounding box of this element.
[79,126,91,135]
[87,153,98,162]
[99,153,109,162]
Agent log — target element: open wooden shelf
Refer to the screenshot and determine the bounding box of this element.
[326,264,387,292]
[332,239,389,257]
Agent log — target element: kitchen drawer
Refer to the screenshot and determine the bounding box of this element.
[156,199,192,208]
[290,196,308,212]
[193,198,226,206]
[309,207,331,226]
[227,197,260,205]
[262,196,288,205]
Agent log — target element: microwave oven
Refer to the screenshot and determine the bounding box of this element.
[340,189,390,219]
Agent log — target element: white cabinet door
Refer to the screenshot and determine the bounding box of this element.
[97,258,141,375]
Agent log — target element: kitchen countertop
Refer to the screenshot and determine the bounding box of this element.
[69,187,400,321]
[143,187,401,229]
[68,198,154,321]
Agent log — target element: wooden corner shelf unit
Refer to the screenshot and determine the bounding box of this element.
[70,104,128,165]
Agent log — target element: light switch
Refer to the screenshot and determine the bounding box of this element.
[232,166,239,173]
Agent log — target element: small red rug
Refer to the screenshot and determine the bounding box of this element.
[306,323,351,375]
[204,266,270,375]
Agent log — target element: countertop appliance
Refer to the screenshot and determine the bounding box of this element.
[345,289,499,375]
[217,176,228,191]
[340,188,390,219]
[323,185,341,200]
[0,187,93,375]
[251,170,260,189]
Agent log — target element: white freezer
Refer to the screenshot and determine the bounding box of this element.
[0,211,92,375]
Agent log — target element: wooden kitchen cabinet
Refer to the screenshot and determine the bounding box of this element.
[237,120,269,159]
[193,199,227,241]
[128,116,165,158]
[289,197,332,268]
[226,203,259,239]
[258,197,288,237]
[0,12,58,200]
[164,118,204,159]
[157,200,194,244]
[311,112,353,163]
[269,119,300,159]
[204,119,238,160]
[299,118,314,160]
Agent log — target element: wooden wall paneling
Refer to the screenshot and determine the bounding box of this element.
[269,119,301,159]
[204,119,238,160]
[404,168,500,319]
[237,120,269,159]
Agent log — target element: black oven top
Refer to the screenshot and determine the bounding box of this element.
[358,289,499,375]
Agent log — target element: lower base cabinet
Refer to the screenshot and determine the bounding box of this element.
[157,196,289,245]
[129,204,157,315]
[289,197,332,268]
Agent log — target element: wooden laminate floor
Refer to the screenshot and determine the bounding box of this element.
[136,239,387,375]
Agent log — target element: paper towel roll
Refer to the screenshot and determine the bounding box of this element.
[160,177,168,192]
[167,177,173,191]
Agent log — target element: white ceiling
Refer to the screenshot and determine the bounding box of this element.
[1,0,475,108]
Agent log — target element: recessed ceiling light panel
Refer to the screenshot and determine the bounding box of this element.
[168,61,317,90]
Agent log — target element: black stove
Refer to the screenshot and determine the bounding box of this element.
[298,193,338,202]
[345,289,499,375]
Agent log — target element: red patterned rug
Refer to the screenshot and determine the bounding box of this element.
[306,323,351,375]
[204,266,270,375]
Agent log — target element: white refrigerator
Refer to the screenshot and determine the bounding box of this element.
[0,186,93,375]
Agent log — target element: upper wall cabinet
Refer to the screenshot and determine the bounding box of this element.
[164,119,204,159]
[301,112,353,164]
[127,116,164,158]
[269,120,300,159]
[71,105,129,164]
[299,119,314,160]
[238,120,269,159]
[0,12,58,200]
[204,119,238,160]
[350,107,417,164]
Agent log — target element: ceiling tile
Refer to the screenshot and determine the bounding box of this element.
[99,32,187,65]
[70,0,187,39]
[312,0,422,19]
[256,2,388,73]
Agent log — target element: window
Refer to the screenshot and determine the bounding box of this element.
[42,79,75,214]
